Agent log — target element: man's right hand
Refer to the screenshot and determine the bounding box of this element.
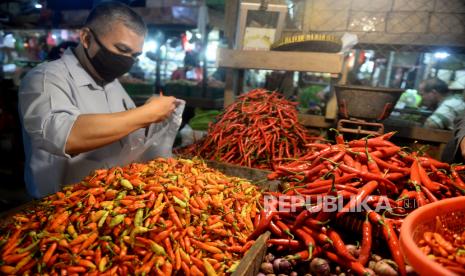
[143,95,177,123]
[65,95,178,155]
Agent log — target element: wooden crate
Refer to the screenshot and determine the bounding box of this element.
[233,231,270,276]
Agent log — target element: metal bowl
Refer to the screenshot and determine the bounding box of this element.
[334,85,404,121]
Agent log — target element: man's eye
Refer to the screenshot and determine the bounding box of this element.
[116,46,131,53]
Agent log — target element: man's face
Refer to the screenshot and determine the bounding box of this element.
[419,83,438,110]
[81,21,144,60]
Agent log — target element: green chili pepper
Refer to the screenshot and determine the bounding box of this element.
[173,196,187,208]
[109,214,125,228]
[98,211,109,228]
[130,226,150,245]
[17,239,40,253]
[226,261,240,273]
[150,241,166,256]
[120,179,133,190]
[0,238,7,249]
[105,244,116,256]
[118,229,128,239]
[115,190,127,201]
[232,221,240,232]
[134,209,144,227]
[100,201,114,210]
[201,213,208,222]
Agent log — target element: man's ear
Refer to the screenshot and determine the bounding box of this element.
[79,28,91,49]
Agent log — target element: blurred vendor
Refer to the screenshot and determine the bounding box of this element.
[419,78,465,130]
[47,41,78,61]
[171,51,202,81]
[19,2,181,198]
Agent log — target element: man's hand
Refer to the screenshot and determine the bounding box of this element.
[65,95,178,155]
[143,95,177,123]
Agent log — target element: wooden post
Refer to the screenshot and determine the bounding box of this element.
[223,0,240,107]
[325,53,349,120]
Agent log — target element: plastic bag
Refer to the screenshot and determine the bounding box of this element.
[179,124,208,147]
[119,99,186,163]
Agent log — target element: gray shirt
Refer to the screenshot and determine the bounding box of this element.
[19,49,177,198]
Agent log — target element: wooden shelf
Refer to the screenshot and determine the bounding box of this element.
[384,123,452,144]
[297,114,452,144]
[217,49,344,73]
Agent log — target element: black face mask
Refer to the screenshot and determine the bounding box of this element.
[85,29,136,82]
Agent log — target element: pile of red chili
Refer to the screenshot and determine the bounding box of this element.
[0,158,261,275]
[178,88,320,170]
[250,131,465,276]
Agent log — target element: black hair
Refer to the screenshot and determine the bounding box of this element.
[422,78,449,95]
[84,1,146,36]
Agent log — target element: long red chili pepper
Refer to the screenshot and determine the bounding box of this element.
[368,211,406,276]
[315,175,338,223]
[327,229,357,262]
[324,251,370,276]
[420,185,438,203]
[269,220,283,237]
[267,239,300,247]
[275,220,294,239]
[337,180,378,218]
[450,166,465,194]
[247,209,275,241]
[417,161,440,192]
[348,137,395,148]
[338,164,398,194]
[294,229,316,260]
[177,89,320,170]
[301,226,333,245]
[358,215,372,266]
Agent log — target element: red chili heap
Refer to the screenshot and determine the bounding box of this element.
[0,158,261,275]
[179,88,320,170]
[252,132,465,276]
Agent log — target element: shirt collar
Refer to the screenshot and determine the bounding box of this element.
[62,48,117,90]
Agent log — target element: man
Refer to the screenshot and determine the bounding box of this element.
[19,2,181,198]
[419,78,465,130]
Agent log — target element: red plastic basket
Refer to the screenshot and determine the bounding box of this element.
[400,196,465,276]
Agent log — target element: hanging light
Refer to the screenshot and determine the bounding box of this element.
[434,52,449,59]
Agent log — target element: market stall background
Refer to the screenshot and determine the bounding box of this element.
[0,0,464,220]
